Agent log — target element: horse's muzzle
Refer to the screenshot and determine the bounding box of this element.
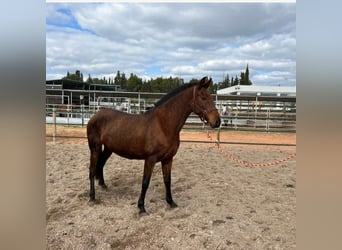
[211,118,221,128]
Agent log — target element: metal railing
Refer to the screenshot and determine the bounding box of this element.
[46,97,296,133]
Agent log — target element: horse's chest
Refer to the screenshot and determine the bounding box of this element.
[154,139,179,160]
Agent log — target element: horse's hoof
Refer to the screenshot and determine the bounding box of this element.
[169,201,178,208]
[138,206,148,215]
[99,184,108,189]
[139,210,149,217]
[89,197,100,205]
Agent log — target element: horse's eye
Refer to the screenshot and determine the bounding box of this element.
[201,96,207,101]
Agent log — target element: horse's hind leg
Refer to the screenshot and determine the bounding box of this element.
[96,145,112,189]
[89,144,101,202]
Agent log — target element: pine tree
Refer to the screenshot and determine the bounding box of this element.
[240,72,245,85]
[233,76,239,86]
[86,74,92,83]
[245,64,252,85]
[114,70,121,86]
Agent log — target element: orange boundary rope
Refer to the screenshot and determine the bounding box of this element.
[206,130,296,167]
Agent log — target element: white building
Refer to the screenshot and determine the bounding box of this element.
[217,85,296,97]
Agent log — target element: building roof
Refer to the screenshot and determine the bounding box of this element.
[217,85,296,96]
[46,79,122,91]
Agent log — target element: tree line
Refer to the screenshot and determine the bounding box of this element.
[63,65,252,94]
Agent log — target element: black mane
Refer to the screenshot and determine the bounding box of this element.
[153,82,198,108]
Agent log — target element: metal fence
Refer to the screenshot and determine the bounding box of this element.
[46,89,296,133]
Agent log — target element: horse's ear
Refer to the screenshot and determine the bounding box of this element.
[199,76,211,89]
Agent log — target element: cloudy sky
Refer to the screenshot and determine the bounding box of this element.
[46,2,296,86]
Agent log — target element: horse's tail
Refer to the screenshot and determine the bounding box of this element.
[87,112,103,186]
[87,111,103,149]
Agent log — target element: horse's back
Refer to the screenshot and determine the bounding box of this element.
[87,109,153,152]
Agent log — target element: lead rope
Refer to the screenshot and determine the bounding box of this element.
[206,129,296,167]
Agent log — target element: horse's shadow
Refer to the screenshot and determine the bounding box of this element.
[96,174,141,204]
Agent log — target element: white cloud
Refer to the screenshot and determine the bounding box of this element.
[46,2,296,86]
[171,65,199,75]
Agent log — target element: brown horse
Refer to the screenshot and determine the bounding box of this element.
[87,76,221,214]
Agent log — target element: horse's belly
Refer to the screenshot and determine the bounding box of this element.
[113,147,147,160]
[104,135,151,160]
[105,136,178,161]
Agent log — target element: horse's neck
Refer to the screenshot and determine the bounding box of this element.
[155,88,193,136]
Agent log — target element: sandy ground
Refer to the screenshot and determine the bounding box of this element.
[46,128,296,249]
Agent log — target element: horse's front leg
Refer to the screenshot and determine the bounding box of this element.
[162,158,178,208]
[138,158,155,214]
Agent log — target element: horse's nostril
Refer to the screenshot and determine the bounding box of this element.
[215,119,221,128]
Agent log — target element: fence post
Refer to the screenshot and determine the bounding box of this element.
[254,96,258,128]
[80,95,84,127]
[67,104,70,125]
[138,92,141,113]
[266,108,270,132]
[216,127,221,148]
[52,107,57,142]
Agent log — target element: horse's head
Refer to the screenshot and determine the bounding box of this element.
[191,77,221,128]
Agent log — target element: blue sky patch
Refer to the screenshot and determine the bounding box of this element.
[47,7,96,35]
[147,66,162,77]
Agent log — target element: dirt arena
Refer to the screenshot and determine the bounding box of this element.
[46,127,296,249]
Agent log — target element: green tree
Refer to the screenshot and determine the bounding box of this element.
[208,83,217,94]
[245,64,250,84]
[149,77,163,92]
[63,70,84,81]
[114,70,128,90]
[141,79,152,92]
[159,77,183,93]
[121,73,127,89]
[86,74,92,83]
[245,64,252,85]
[114,70,121,86]
[126,73,143,91]
[233,76,239,86]
[188,78,199,85]
[240,72,245,85]
[239,64,252,85]
[91,77,106,84]
[217,74,230,90]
